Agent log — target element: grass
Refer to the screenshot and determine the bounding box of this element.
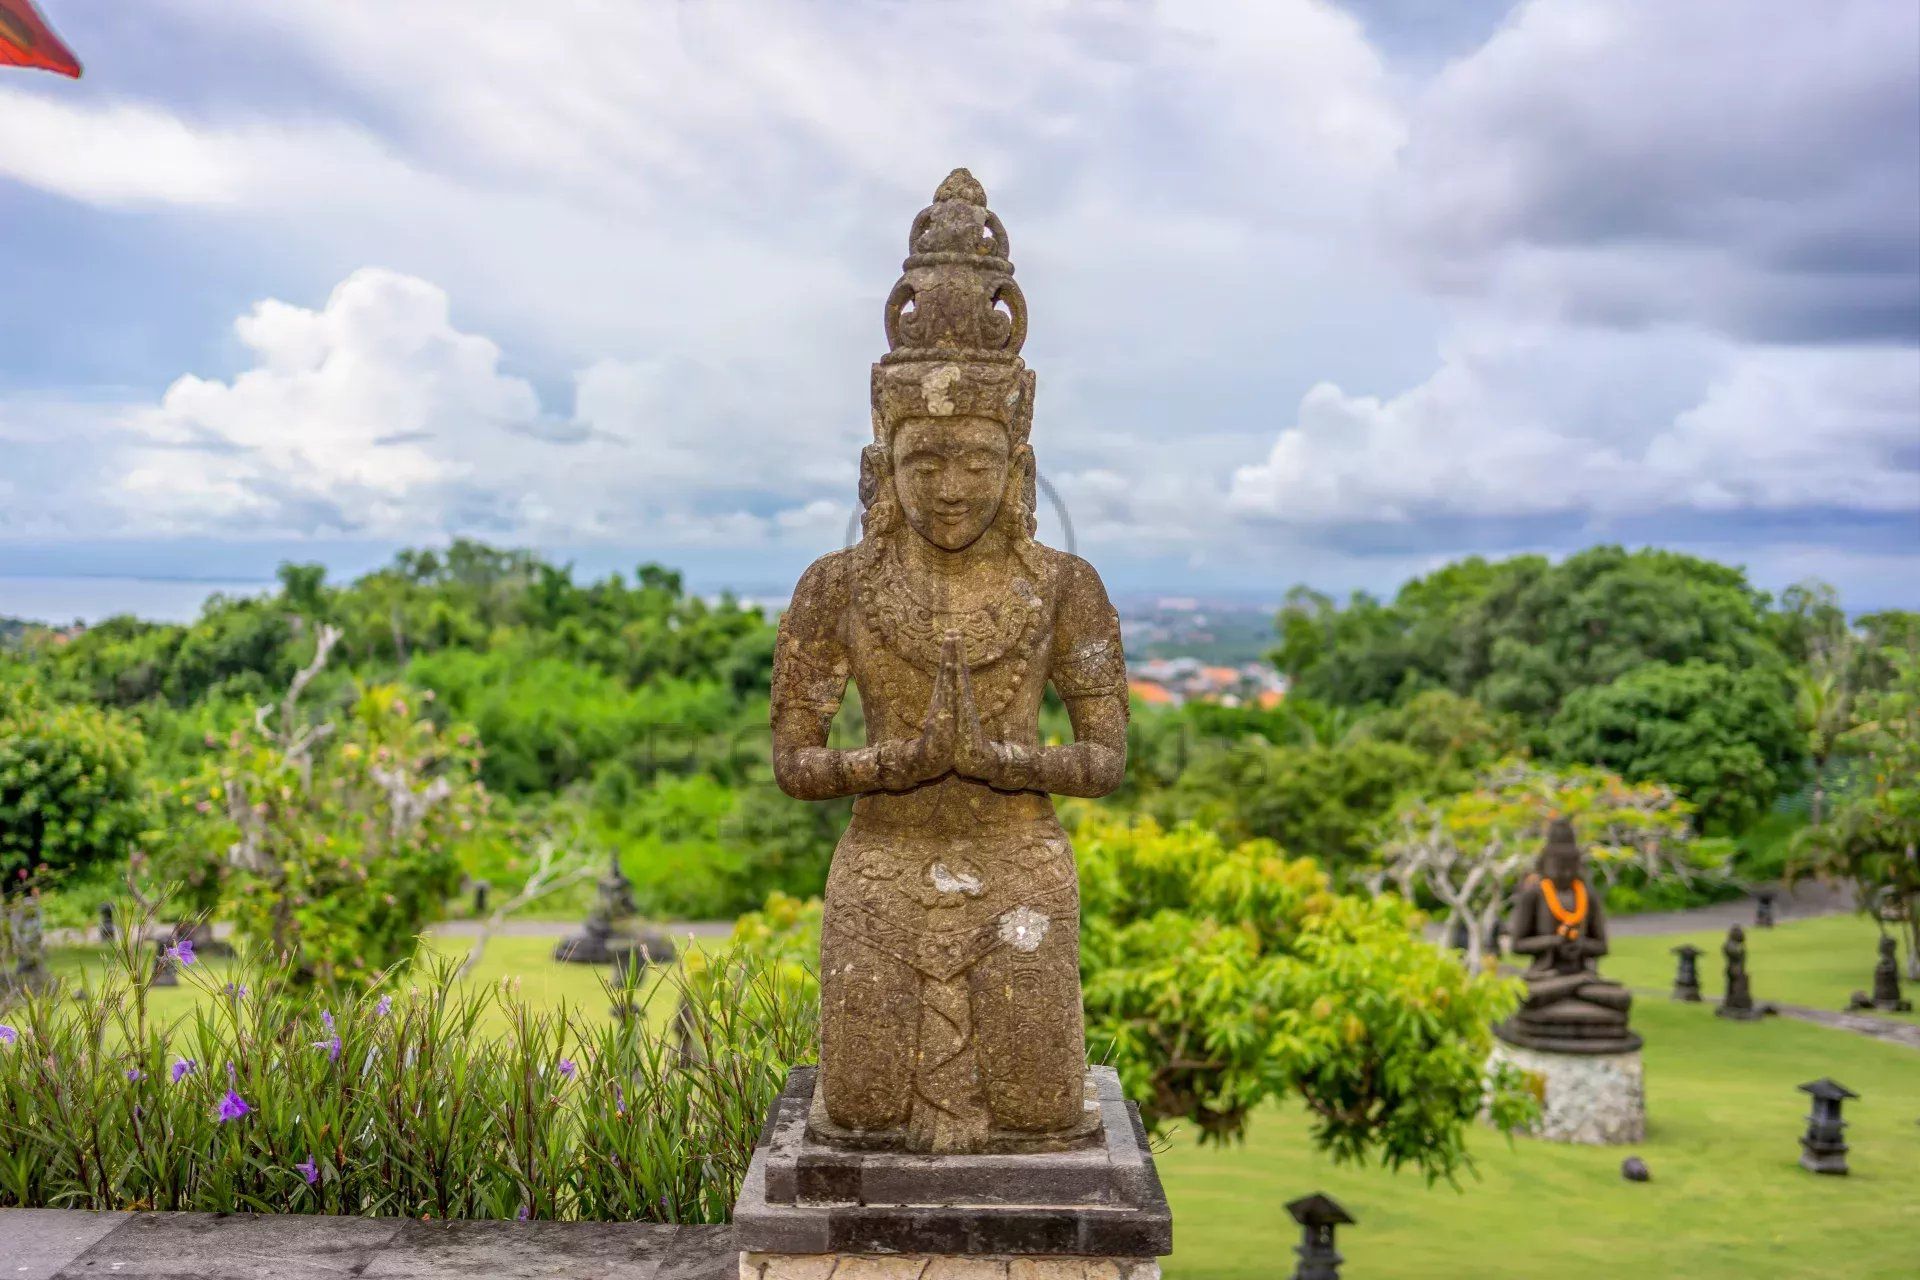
[1158,916,1920,1280]
[43,931,703,1035]
[1605,912,1920,1024]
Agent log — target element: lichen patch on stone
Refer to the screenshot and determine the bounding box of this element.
[999,906,1050,953]
[930,863,984,896]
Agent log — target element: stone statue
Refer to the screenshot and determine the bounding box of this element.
[1495,817,1641,1054]
[1848,933,1912,1013]
[1716,923,1763,1019]
[770,169,1128,1155]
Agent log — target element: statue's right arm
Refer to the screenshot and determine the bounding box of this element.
[769,555,932,801]
[1505,885,1553,955]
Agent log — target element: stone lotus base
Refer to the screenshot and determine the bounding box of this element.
[1488,1040,1646,1145]
[741,1255,1159,1279]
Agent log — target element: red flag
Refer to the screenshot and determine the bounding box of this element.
[0,0,81,78]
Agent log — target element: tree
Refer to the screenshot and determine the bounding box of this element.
[1375,760,1703,969]
[206,626,493,985]
[1548,660,1800,830]
[1352,690,1520,790]
[0,682,150,886]
[1158,737,1435,873]
[1794,645,1920,977]
[1275,547,1786,738]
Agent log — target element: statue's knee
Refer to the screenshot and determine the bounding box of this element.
[819,938,915,1130]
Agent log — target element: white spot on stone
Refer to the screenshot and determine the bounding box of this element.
[930,863,983,896]
[922,365,961,416]
[999,905,1050,953]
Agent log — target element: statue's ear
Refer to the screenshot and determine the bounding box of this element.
[859,444,889,509]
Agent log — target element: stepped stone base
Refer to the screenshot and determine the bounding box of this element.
[733,1066,1169,1271]
[1489,1040,1646,1145]
[741,1256,1159,1279]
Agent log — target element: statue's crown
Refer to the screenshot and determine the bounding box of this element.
[872,169,1034,443]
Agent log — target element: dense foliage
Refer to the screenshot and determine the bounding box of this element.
[1271,546,1916,837]
[1794,645,1920,971]
[0,681,150,886]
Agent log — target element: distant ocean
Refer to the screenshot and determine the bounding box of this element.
[0,576,276,625]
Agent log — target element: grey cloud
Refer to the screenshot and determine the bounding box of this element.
[1398,0,1920,343]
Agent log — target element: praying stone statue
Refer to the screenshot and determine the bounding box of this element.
[1496,817,1641,1055]
[770,168,1129,1156]
[1848,933,1912,1013]
[1716,924,1764,1020]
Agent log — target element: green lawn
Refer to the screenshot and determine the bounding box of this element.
[1605,912,1920,1024]
[1158,917,1920,1280]
[43,931,700,1034]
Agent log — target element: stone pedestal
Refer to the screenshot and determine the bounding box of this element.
[1487,1041,1646,1145]
[733,1067,1169,1277]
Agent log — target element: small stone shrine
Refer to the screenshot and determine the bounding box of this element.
[1670,943,1703,1002]
[1848,934,1912,1013]
[1486,817,1646,1144]
[1797,1078,1858,1175]
[732,170,1169,1278]
[1716,924,1766,1020]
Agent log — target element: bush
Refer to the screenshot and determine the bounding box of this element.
[0,918,811,1221]
[209,679,492,985]
[0,685,150,886]
[718,819,1533,1183]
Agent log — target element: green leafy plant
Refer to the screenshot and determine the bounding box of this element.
[716,820,1532,1184]
[0,681,150,887]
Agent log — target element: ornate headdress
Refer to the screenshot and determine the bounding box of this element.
[870,168,1034,446]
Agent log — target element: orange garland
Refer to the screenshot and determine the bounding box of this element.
[1542,879,1588,939]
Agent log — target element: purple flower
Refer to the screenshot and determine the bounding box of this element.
[223,983,249,1000]
[171,1058,197,1083]
[557,1059,576,1080]
[295,1157,319,1186]
[164,938,196,967]
[314,1013,341,1063]
[611,1083,625,1116]
[0,1025,16,1047]
[215,1089,251,1123]
[516,1204,530,1222]
[375,995,393,1017]
[125,1067,146,1082]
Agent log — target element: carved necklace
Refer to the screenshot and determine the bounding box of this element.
[1542,879,1588,939]
[857,544,1045,721]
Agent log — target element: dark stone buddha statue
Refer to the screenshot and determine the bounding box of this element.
[1495,817,1642,1055]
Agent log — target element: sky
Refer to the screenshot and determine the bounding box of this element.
[0,0,1915,618]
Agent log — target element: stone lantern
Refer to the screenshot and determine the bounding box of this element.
[1670,944,1702,1001]
[1798,1078,1858,1175]
[1754,890,1777,928]
[1286,1192,1354,1280]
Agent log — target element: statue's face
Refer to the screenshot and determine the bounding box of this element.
[891,415,1010,552]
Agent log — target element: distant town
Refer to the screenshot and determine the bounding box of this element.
[1117,596,1288,708]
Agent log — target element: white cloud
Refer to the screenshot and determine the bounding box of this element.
[1229,328,1920,523]
[1,0,1915,605]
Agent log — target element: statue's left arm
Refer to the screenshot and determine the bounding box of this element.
[961,556,1128,797]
